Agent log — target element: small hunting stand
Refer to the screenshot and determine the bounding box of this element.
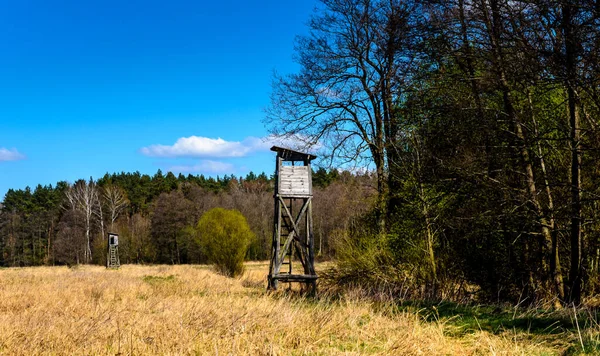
[107,232,120,268]
[268,146,318,292]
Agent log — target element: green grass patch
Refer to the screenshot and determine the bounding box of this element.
[396,301,576,336]
[142,274,177,285]
[564,337,600,355]
[392,301,600,354]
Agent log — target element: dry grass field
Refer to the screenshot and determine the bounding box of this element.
[0,262,583,355]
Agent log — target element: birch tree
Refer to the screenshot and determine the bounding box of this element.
[65,178,99,263]
[102,184,129,231]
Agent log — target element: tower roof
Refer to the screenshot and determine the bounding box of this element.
[270,146,317,162]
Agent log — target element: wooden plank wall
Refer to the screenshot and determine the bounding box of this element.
[279,166,310,196]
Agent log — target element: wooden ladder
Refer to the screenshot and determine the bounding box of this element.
[280,212,293,276]
[107,246,120,268]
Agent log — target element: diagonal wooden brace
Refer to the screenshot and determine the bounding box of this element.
[293,238,308,272]
[277,197,311,266]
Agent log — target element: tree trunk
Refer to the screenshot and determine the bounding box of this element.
[374,152,388,234]
[567,96,582,305]
[85,213,91,263]
[528,89,565,303]
[421,183,437,284]
[415,135,437,288]
[484,0,550,297]
[97,201,104,241]
[47,221,52,265]
[562,0,583,305]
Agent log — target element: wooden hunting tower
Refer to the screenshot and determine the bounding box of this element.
[107,232,120,268]
[268,146,318,291]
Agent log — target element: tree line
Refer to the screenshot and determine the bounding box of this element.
[0,168,373,267]
[267,0,600,305]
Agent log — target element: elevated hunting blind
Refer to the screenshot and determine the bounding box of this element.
[107,232,120,268]
[268,146,318,292]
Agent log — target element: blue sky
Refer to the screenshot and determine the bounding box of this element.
[0,0,319,198]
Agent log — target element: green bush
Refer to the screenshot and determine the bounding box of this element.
[326,228,401,293]
[196,208,255,277]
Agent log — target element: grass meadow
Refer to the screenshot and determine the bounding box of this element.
[0,262,597,355]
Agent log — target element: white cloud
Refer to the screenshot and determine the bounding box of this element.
[168,160,235,174]
[140,135,317,159]
[141,136,259,158]
[0,148,25,162]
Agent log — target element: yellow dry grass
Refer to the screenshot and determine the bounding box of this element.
[0,262,557,355]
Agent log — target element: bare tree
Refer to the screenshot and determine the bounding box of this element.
[65,178,99,263]
[94,198,105,242]
[266,0,421,232]
[103,184,129,232]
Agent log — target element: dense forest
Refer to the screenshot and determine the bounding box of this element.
[3,0,600,308]
[0,168,373,267]
[265,0,600,306]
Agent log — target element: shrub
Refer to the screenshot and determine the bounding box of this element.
[324,228,401,294]
[196,208,255,277]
